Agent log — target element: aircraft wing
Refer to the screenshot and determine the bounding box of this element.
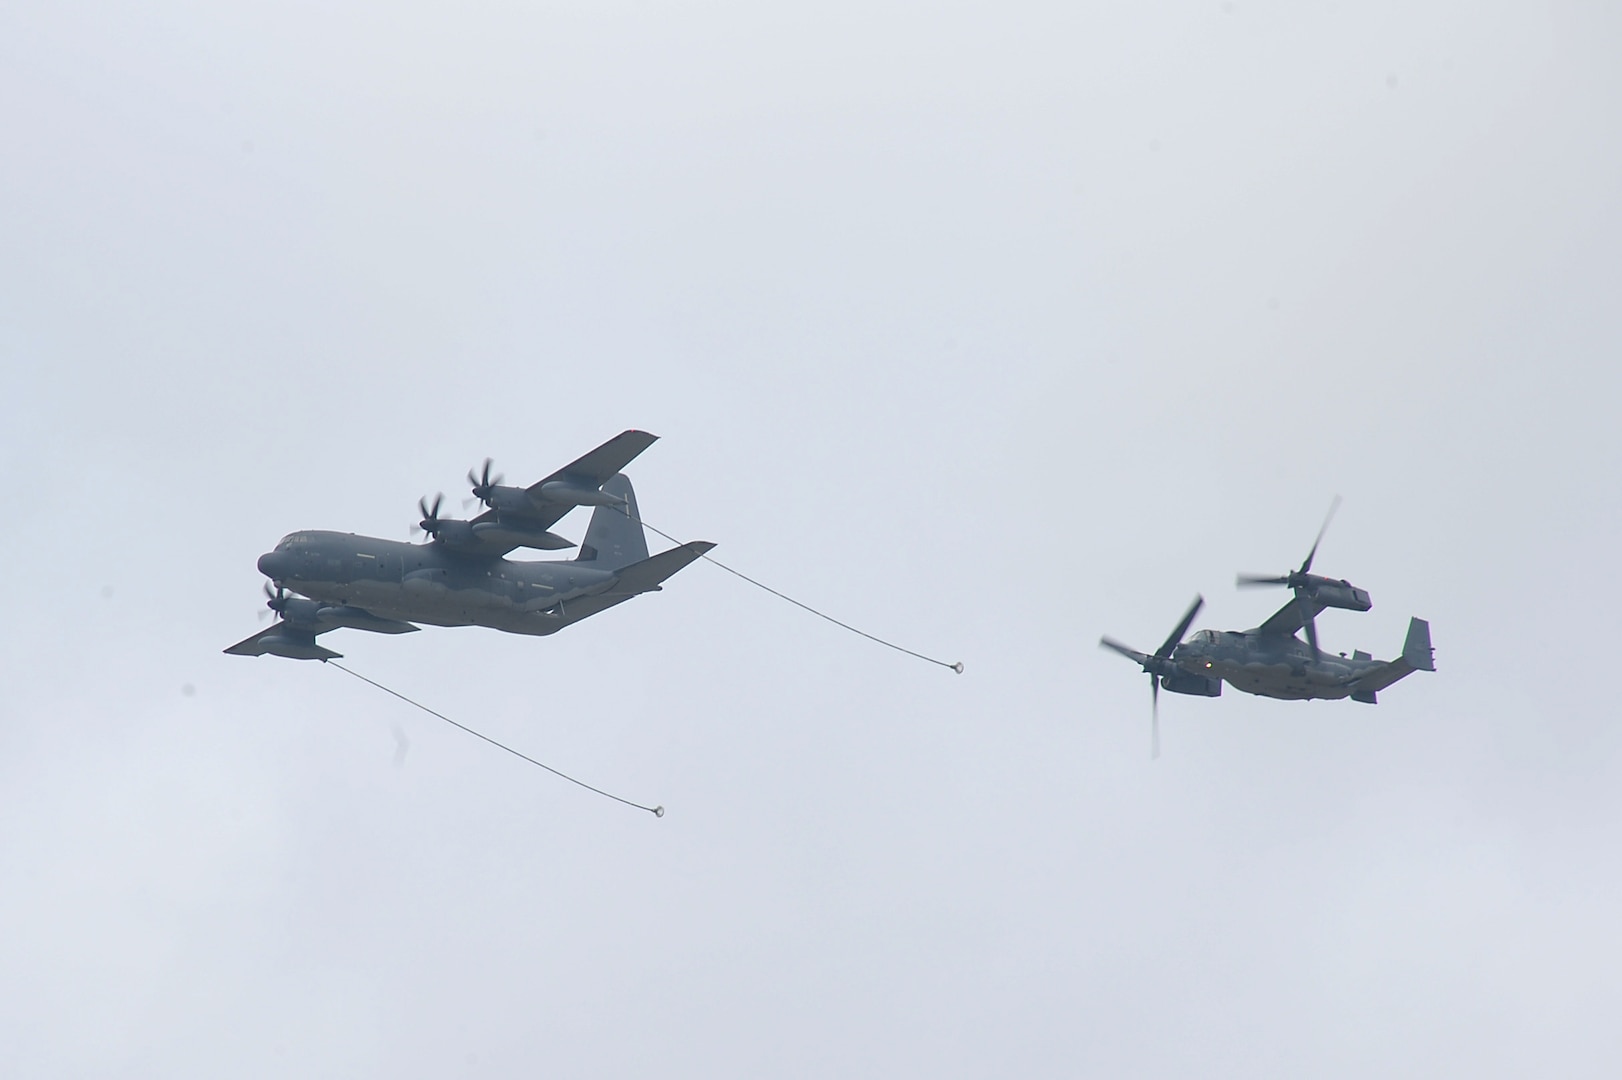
[224,603,417,660]
[528,429,659,497]
[455,430,661,557]
[224,624,343,661]
[1252,595,1328,639]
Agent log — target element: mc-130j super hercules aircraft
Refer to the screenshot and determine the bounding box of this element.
[226,430,713,661]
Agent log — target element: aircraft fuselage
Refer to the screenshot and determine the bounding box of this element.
[1171,629,1391,701]
[257,530,616,636]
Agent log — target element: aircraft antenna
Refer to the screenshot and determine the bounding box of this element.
[326,661,665,817]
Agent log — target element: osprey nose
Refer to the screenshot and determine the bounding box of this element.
[258,551,292,579]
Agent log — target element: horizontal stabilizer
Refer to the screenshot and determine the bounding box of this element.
[1347,617,1435,698]
[534,540,715,632]
[607,541,716,595]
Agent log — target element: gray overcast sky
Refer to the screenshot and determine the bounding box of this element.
[4,2,1621,1076]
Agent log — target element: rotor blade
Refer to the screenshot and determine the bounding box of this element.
[1298,591,1320,656]
[1100,636,1151,666]
[1236,573,1290,587]
[1299,494,1342,575]
[1151,675,1160,760]
[1155,594,1205,659]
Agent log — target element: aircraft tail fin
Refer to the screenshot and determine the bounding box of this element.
[1348,617,1435,701]
[1402,617,1436,672]
[574,474,649,570]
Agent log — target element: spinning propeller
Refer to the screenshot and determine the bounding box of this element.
[466,458,505,510]
[413,493,448,538]
[1099,594,1204,759]
[1236,496,1341,657]
[260,580,291,621]
[258,581,318,625]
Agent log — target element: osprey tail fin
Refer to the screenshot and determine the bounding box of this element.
[1402,617,1436,672]
[1348,617,1435,702]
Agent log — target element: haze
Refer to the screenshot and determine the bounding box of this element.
[3,3,1619,1076]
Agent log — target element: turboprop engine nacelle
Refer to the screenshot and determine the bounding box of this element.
[1161,671,1222,697]
[260,634,339,661]
[534,481,624,507]
[1300,576,1372,613]
[471,520,575,550]
[313,605,417,634]
[426,520,478,548]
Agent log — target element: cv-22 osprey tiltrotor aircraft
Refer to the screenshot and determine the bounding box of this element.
[1100,501,1435,755]
[226,431,713,661]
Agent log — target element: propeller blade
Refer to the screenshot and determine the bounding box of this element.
[1100,636,1151,666]
[261,581,288,620]
[1156,594,1204,659]
[467,458,505,507]
[1236,573,1290,587]
[1150,674,1161,760]
[417,493,447,536]
[1297,590,1323,655]
[1299,494,1342,576]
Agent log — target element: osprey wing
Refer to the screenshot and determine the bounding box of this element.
[1253,595,1328,640]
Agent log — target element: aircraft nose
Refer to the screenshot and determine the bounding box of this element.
[258,551,292,579]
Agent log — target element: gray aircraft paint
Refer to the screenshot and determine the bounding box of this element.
[1170,613,1434,704]
[1102,510,1434,707]
[225,446,713,660]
